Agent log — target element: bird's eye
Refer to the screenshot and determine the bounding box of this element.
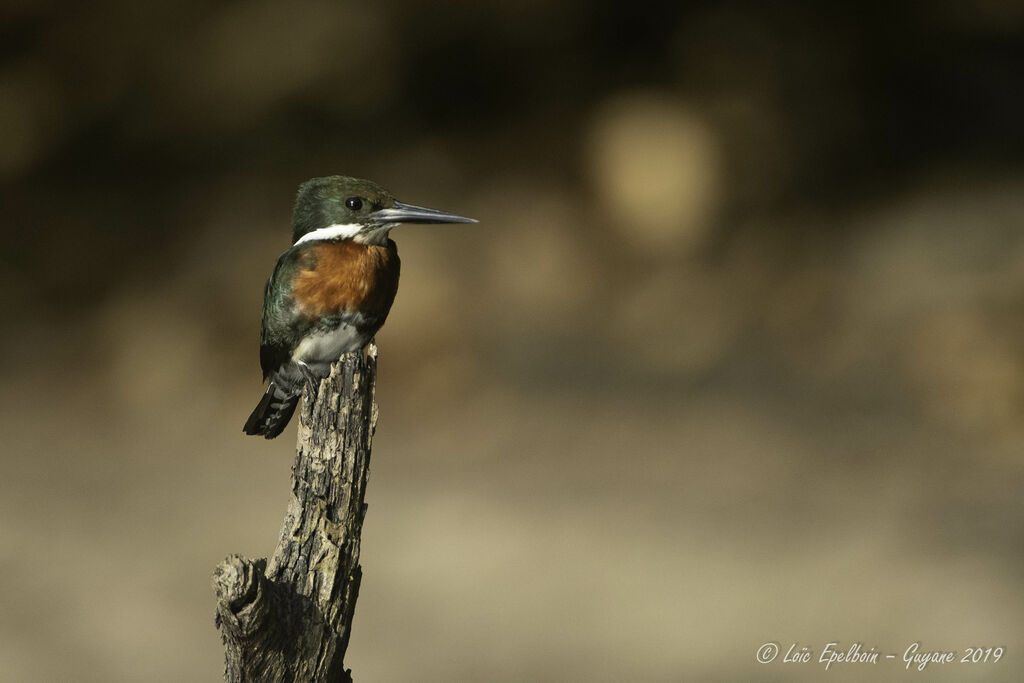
[345,197,363,211]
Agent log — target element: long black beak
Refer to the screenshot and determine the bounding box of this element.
[370,200,478,225]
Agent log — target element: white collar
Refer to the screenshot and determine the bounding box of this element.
[293,223,361,246]
[292,223,395,247]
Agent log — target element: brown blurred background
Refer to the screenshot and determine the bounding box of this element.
[1,1,1023,681]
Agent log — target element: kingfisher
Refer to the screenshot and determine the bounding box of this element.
[243,175,477,439]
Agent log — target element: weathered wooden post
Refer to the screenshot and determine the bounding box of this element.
[213,345,378,682]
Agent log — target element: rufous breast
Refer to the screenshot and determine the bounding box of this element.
[291,240,401,318]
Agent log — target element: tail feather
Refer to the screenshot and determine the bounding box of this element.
[243,381,300,439]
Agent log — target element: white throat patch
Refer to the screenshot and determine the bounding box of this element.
[293,223,361,246]
[292,223,395,247]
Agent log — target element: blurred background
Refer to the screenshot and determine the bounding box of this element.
[1,1,1023,681]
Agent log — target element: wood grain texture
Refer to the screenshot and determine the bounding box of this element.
[214,345,379,683]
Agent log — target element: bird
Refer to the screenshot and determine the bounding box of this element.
[243,175,477,438]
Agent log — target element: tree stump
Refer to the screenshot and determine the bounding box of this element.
[213,345,378,683]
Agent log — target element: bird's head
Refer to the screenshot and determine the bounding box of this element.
[291,175,476,246]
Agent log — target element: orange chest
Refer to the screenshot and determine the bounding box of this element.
[291,241,401,317]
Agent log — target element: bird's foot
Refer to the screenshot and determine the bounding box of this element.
[296,361,322,395]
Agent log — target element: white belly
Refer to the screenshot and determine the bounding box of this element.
[291,323,364,371]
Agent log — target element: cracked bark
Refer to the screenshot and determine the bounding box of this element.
[213,345,378,683]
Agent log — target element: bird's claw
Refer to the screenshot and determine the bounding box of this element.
[297,362,322,395]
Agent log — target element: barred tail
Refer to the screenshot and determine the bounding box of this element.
[243,381,300,439]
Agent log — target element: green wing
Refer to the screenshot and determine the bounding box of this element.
[258,246,317,379]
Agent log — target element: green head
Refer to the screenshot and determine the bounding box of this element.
[291,175,477,245]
